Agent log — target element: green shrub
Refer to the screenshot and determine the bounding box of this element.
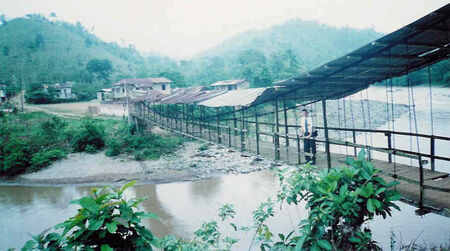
[267,150,401,250]
[22,181,160,250]
[105,138,121,157]
[133,150,145,160]
[1,137,32,174]
[105,127,184,160]
[70,118,105,152]
[30,148,66,169]
[84,145,98,154]
[40,117,68,145]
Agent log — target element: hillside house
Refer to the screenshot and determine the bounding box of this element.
[0,85,6,102]
[112,78,172,100]
[97,88,113,102]
[43,82,75,99]
[210,79,249,91]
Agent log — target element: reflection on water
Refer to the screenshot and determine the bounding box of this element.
[1,170,449,249]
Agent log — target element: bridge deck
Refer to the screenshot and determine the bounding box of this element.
[134,113,450,216]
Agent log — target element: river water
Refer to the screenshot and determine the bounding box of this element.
[1,86,449,249]
[330,86,450,173]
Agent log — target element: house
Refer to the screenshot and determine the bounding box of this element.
[97,88,113,102]
[112,78,173,100]
[149,77,172,95]
[43,82,75,99]
[210,79,249,91]
[0,84,6,102]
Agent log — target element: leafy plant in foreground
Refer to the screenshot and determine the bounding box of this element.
[268,150,402,250]
[22,180,159,250]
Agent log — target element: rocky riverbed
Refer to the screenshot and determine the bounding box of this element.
[1,142,281,186]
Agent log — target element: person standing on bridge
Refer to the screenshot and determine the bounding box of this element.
[301,109,316,165]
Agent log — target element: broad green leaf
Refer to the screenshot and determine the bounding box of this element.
[140,212,159,219]
[100,244,114,251]
[77,197,100,214]
[358,149,366,161]
[22,240,36,250]
[317,239,332,250]
[120,180,137,194]
[390,192,401,201]
[106,221,118,233]
[88,217,105,230]
[375,187,386,195]
[349,236,361,243]
[367,198,379,213]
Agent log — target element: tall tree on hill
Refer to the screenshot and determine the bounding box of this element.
[86,59,113,82]
[158,70,186,87]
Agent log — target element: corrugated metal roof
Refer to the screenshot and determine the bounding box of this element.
[276,3,450,101]
[210,79,247,87]
[161,86,225,104]
[198,88,281,107]
[113,78,172,87]
[131,90,167,103]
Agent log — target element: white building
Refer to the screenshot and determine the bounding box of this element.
[43,82,75,99]
[97,88,113,102]
[0,84,6,102]
[210,79,249,91]
[112,78,172,100]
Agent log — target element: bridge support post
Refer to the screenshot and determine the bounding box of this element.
[386,132,392,163]
[233,107,237,136]
[430,136,435,171]
[240,106,245,152]
[274,101,280,161]
[283,99,289,162]
[296,134,302,165]
[228,126,232,147]
[322,100,332,170]
[199,106,203,137]
[216,107,221,144]
[255,113,260,156]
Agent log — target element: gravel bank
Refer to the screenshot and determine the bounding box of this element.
[1,142,279,186]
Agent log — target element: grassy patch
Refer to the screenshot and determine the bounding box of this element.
[0,112,120,176]
[105,123,184,160]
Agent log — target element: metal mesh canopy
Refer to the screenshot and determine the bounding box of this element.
[160,86,225,104]
[276,3,450,101]
[198,87,281,107]
[131,90,167,103]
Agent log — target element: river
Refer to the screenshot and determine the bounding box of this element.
[1,86,449,249]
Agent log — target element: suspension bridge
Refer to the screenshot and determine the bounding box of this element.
[129,4,450,216]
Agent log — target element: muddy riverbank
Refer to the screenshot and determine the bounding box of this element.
[0,142,281,186]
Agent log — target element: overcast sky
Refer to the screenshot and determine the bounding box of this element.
[1,0,448,59]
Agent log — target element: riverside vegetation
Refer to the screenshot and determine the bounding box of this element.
[0,111,184,177]
[21,151,425,251]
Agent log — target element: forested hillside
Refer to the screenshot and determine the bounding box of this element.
[1,14,448,102]
[0,14,150,100]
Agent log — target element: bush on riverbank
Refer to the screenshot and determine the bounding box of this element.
[0,112,116,176]
[105,123,184,160]
[67,118,106,152]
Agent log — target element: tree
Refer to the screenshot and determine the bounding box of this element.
[86,59,113,82]
[158,70,186,87]
[252,66,273,88]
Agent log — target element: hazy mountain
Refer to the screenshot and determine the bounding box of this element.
[196,19,383,70]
